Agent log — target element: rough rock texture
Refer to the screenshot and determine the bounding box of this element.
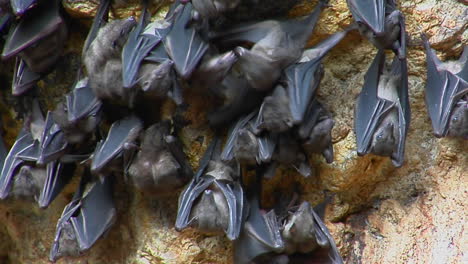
[0,0,466,263]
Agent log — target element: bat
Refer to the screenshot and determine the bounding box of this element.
[297,98,335,163]
[192,0,240,19]
[52,77,103,144]
[354,50,410,167]
[0,129,35,199]
[422,34,468,139]
[211,0,328,91]
[90,115,143,175]
[175,137,245,240]
[164,1,209,79]
[221,110,277,166]
[2,0,67,73]
[234,195,284,264]
[347,0,406,59]
[49,170,116,262]
[281,201,343,264]
[83,17,138,107]
[127,121,193,194]
[2,159,73,209]
[252,28,353,136]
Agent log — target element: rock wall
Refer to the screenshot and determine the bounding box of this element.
[0,0,466,263]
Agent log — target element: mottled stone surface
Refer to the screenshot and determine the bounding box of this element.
[0,0,466,263]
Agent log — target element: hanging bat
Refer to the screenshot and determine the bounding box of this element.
[164,1,209,79]
[354,50,410,167]
[422,35,468,139]
[281,201,343,264]
[211,0,328,92]
[49,170,116,262]
[297,98,335,163]
[52,77,103,145]
[90,115,143,175]
[83,16,138,107]
[347,0,406,59]
[127,121,193,194]
[234,193,284,264]
[175,137,245,240]
[0,129,35,199]
[2,0,67,73]
[221,110,277,166]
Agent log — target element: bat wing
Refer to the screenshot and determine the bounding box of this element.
[49,192,83,262]
[66,78,102,122]
[214,179,245,240]
[256,132,277,164]
[289,28,352,124]
[392,57,410,167]
[285,60,322,124]
[122,5,162,88]
[164,2,209,79]
[82,0,110,54]
[297,98,321,140]
[423,36,468,137]
[0,138,6,172]
[310,207,344,264]
[12,58,41,96]
[2,0,62,59]
[37,112,68,165]
[234,197,284,264]
[37,161,74,208]
[355,50,394,155]
[456,46,468,80]
[10,0,36,16]
[347,0,385,34]
[71,175,116,251]
[0,130,34,199]
[91,116,143,172]
[221,111,256,162]
[175,176,215,230]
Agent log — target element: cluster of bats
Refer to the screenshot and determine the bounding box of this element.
[0,0,466,263]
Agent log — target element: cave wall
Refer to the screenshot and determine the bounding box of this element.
[0,0,466,263]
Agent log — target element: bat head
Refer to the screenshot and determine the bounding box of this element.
[11,165,45,200]
[448,99,468,139]
[233,128,258,165]
[282,202,321,253]
[371,121,396,157]
[138,61,173,95]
